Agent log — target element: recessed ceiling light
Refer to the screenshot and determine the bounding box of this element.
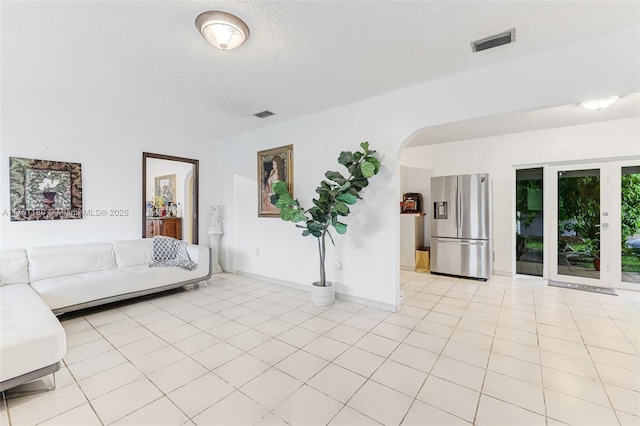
[196,11,250,51]
[580,96,619,111]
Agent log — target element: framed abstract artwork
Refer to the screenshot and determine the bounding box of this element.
[257,144,293,217]
[9,157,83,220]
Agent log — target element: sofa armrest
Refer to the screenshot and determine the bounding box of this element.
[187,245,211,275]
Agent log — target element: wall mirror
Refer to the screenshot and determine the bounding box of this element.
[142,152,199,244]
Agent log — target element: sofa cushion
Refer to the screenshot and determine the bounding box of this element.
[0,284,66,383]
[0,249,29,286]
[28,242,116,282]
[112,239,153,268]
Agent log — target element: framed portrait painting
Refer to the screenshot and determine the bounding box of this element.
[9,157,83,220]
[258,144,293,217]
[155,174,176,204]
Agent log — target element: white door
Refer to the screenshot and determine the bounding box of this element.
[547,160,640,289]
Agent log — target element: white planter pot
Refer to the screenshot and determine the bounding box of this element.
[312,282,335,306]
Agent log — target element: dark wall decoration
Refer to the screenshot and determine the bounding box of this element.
[9,157,83,221]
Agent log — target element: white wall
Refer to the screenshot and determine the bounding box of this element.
[217,26,639,308]
[400,117,640,276]
[0,91,217,249]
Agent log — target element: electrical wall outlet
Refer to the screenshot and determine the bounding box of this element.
[256,248,260,256]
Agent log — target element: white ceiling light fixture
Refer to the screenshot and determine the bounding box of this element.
[196,11,250,51]
[580,96,619,111]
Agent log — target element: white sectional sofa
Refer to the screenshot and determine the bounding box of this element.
[0,238,211,392]
[29,239,211,313]
[0,250,66,393]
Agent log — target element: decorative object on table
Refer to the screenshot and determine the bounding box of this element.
[401,192,422,213]
[169,203,178,217]
[150,191,166,217]
[270,142,381,306]
[258,144,293,217]
[208,205,224,274]
[9,157,82,221]
[154,174,176,205]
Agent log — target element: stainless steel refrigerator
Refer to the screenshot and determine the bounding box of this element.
[430,173,492,280]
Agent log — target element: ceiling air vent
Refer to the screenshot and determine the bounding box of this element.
[253,110,275,119]
[472,28,515,53]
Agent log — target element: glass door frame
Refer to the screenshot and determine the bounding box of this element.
[617,160,640,291]
[545,159,639,289]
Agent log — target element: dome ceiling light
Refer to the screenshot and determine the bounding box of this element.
[580,96,619,111]
[196,11,250,51]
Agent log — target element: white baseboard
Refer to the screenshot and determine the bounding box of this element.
[235,270,396,313]
[493,269,514,277]
[234,271,309,291]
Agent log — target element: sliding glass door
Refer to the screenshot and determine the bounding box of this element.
[622,166,640,285]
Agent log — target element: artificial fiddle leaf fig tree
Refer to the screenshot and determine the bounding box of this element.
[271,141,381,287]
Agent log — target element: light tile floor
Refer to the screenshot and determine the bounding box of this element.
[2,272,639,425]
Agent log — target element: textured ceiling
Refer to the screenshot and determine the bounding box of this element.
[2,1,639,140]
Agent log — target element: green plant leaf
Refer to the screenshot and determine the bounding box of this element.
[337,193,357,205]
[273,181,288,195]
[365,156,381,173]
[325,171,346,185]
[360,141,369,155]
[335,201,349,215]
[275,193,293,208]
[308,221,324,233]
[282,207,306,223]
[351,177,369,189]
[339,182,351,192]
[280,207,297,221]
[338,151,356,166]
[361,161,376,178]
[333,222,347,234]
[307,220,324,238]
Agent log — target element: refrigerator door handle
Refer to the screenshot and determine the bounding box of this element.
[435,239,483,246]
[458,183,463,232]
[455,185,459,229]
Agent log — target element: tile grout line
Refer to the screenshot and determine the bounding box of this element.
[471,281,506,426]
[561,290,624,425]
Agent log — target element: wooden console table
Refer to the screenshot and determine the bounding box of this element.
[146,217,182,240]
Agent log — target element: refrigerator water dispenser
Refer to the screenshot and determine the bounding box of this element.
[434,202,448,219]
